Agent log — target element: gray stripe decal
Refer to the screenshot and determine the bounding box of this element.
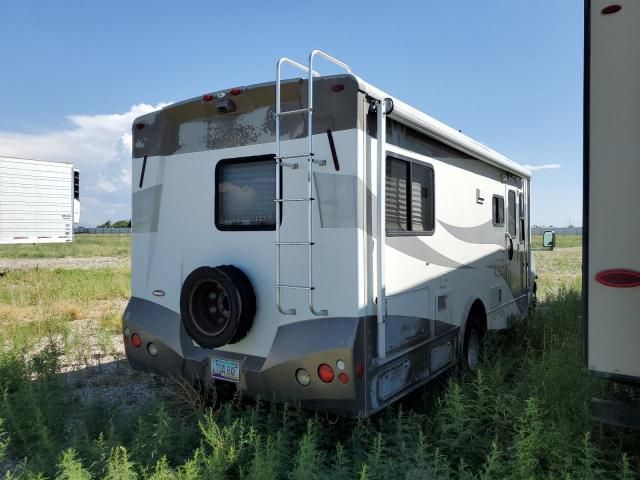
[438,219,503,246]
[133,184,162,233]
[387,236,473,269]
[314,172,358,228]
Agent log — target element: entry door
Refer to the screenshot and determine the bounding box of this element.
[505,189,526,298]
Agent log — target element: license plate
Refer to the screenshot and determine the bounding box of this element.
[211,358,240,383]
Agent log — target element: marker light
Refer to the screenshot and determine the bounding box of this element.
[147,343,158,357]
[124,327,130,336]
[338,373,349,384]
[595,269,640,288]
[202,94,214,102]
[601,4,621,14]
[331,84,345,92]
[295,368,311,387]
[134,123,145,130]
[355,362,364,378]
[131,333,142,348]
[318,364,334,383]
[229,87,242,96]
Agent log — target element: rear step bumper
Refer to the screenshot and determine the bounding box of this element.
[122,297,368,416]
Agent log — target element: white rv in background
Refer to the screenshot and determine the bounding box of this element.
[0,156,80,244]
[124,50,535,416]
[585,1,640,427]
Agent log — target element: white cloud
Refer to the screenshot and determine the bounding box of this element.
[523,163,562,171]
[0,102,169,226]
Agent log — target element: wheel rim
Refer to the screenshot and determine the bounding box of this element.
[466,329,480,370]
[190,279,232,337]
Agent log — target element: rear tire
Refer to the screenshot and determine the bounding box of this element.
[463,316,484,371]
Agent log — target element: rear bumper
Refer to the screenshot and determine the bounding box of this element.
[123,297,370,416]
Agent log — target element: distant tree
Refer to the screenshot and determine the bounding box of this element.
[112,219,132,228]
[97,220,112,228]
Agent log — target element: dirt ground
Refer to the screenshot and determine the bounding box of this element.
[0,256,129,270]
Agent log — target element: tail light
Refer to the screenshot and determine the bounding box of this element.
[318,364,334,383]
[338,373,350,384]
[131,333,142,348]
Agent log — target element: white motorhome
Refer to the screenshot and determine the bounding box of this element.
[0,156,80,244]
[124,50,534,416]
[585,1,640,427]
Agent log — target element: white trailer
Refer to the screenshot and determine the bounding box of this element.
[585,1,640,427]
[124,50,534,416]
[0,156,80,244]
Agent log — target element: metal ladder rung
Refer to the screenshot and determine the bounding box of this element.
[275,50,350,317]
[276,153,314,160]
[276,241,314,246]
[276,284,314,290]
[274,197,314,203]
[276,107,312,117]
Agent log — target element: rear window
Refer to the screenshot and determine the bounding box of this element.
[215,155,276,230]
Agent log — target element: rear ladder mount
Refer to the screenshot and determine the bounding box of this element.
[274,50,353,316]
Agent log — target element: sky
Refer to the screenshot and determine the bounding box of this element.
[0,0,583,227]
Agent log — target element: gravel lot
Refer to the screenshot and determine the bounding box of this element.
[0,256,129,270]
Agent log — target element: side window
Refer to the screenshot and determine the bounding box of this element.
[492,195,504,226]
[386,158,409,231]
[519,192,525,242]
[410,163,435,233]
[508,190,516,236]
[215,155,277,231]
[386,156,435,234]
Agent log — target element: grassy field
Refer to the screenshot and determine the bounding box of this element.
[531,234,582,249]
[1,236,639,479]
[0,234,130,259]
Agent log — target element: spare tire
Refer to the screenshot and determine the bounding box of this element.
[180,265,256,348]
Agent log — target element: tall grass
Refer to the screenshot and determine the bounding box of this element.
[0,268,129,308]
[1,287,638,478]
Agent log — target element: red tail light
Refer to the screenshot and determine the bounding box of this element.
[355,362,364,378]
[131,333,142,348]
[338,373,349,384]
[229,87,242,96]
[202,94,214,102]
[595,269,640,288]
[318,364,334,383]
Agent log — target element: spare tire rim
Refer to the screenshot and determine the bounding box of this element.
[190,279,232,337]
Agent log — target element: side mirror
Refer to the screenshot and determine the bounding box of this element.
[542,230,555,250]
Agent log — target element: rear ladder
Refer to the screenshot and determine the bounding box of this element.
[274,50,352,316]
